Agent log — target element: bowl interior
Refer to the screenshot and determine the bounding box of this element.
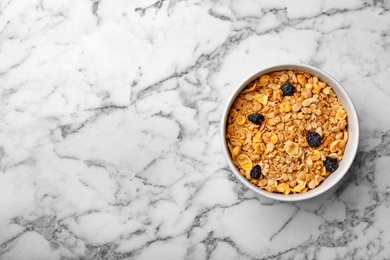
[221,64,359,201]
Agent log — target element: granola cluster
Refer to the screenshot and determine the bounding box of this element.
[226,70,348,195]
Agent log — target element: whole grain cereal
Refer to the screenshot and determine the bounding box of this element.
[226,70,348,195]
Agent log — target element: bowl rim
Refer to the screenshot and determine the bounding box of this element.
[220,63,359,202]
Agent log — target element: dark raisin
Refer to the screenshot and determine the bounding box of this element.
[306,130,322,147]
[324,157,339,173]
[250,165,262,179]
[248,113,265,125]
[280,82,295,96]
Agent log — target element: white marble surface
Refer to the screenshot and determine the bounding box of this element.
[1,0,390,259]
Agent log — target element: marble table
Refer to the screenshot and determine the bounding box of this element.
[1,0,390,259]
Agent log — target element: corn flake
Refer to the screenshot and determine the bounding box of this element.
[236,154,252,171]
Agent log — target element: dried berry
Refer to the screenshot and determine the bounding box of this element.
[248,113,264,125]
[280,82,295,96]
[250,165,262,179]
[306,130,322,147]
[324,157,339,173]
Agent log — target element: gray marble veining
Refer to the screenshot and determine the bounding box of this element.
[1,0,390,259]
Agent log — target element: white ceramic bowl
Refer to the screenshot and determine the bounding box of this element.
[221,63,359,201]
